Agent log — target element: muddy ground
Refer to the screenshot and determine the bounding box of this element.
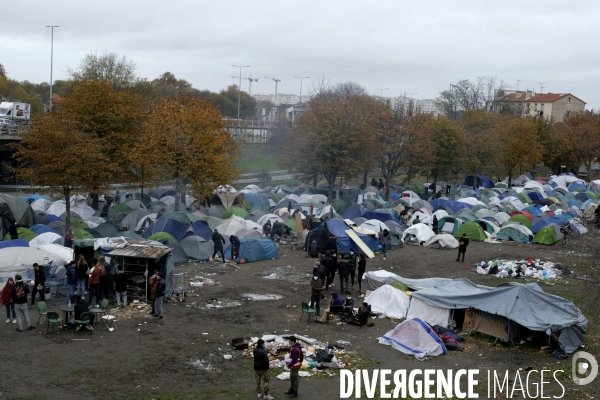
[1,240,598,400]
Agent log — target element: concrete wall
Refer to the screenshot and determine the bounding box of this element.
[551,97,586,122]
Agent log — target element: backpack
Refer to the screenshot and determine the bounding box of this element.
[100,265,107,277]
[14,284,26,300]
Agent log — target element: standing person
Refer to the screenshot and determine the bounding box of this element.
[357,254,367,292]
[285,336,303,398]
[413,216,421,225]
[229,234,240,262]
[9,221,18,240]
[64,229,75,248]
[12,275,34,332]
[2,277,16,323]
[97,255,110,300]
[380,229,391,261]
[211,229,226,263]
[87,258,101,307]
[154,272,165,320]
[157,208,167,219]
[287,201,292,214]
[149,270,159,315]
[322,251,335,290]
[432,215,439,234]
[30,263,45,308]
[114,270,128,308]
[456,233,469,262]
[253,339,273,400]
[308,240,318,258]
[310,272,325,317]
[378,178,384,190]
[337,254,350,294]
[76,255,88,299]
[262,221,272,238]
[309,203,314,218]
[347,249,357,289]
[66,261,78,303]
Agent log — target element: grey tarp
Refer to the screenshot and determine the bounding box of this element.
[395,276,587,354]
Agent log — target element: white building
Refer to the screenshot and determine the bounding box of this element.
[253,93,308,106]
[390,96,441,115]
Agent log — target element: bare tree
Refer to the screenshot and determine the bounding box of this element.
[437,76,508,117]
[68,51,137,91]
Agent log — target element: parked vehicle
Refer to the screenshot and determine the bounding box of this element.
[0,118,18,134]
[0,102,31,122]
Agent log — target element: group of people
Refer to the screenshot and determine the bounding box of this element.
[262,220,292,240]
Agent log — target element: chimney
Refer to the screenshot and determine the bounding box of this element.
[526,89,532,99]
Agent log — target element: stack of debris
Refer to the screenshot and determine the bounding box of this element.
[475,258,570,280]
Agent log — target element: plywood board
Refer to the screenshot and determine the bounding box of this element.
[345,229,375,258]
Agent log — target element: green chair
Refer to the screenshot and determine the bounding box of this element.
[46,312,63,334]
[74,312,93,333]
[36,301,47,325]
[91,299,109,320]
[299,302,316,323]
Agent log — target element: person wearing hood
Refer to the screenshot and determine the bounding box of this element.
[9,221,18,240]
[64,229,75,248]
[308,240,318,258]
[211,229,226,264]
[413,215,421,225]
[380,229,391,261]
[357,254,367,292]
[320,251,334,290]
[347,249,357,289]
[2,277,17,323]
[318,291,344,322]
[66,261,78,304]
[30,263,45,307]
[262,221,272,237]
[12,275,34,332]
[310,272,325,317]
[229,234,241,262]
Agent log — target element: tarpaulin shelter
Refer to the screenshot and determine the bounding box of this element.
[464,175,495,189]
[224,238,278,262]
[305,219,379,254]
[366,285,410,319]
[401,223,435,243]
[0,247,68,275]
[29,232,62,247]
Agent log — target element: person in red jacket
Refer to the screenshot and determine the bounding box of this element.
[285,336,303,398]
[2,277,17,323]
[87,258,101,307]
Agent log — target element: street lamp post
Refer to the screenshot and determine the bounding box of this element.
[375,88,388,98]
[232,65,250,126]
[294,76,309,104]
[45,25,59,112]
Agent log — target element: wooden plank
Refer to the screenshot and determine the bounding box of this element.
[345,229,375,258]
[295,213,304,242]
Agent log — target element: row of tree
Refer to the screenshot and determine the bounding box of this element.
[285,81,600,202]
[11,76,238,232]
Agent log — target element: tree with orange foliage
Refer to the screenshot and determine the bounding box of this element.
[429,117,467,192]
[564,112,600,178]
[144,95,239,209]
[458,110,499,189]
[495,116,542,186]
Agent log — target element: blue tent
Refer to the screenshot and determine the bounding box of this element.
[341,206,367,220]
[224,238,278,262]
[243,193,270,211]
[464,175,495,189]
[29,224,58,236]
[22,194,53,203]
[191,220,213,241]
[0,238,29,249]
[364,211,399,223]
[325,219,380,253]
[523,206,543,216]
[142,216,191,242]
[568,181,587,192]
[527,192,544,202]
[531,219,557,234]
[258,239,278,259]
[430,199,473,214]
[552,214,574,224]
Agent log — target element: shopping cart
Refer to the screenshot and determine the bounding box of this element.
[172,272,188,301]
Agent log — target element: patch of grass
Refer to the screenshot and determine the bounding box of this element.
[235,144,282,173]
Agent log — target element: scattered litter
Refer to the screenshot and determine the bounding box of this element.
[112,303,153,321]
[276,371,313,380]
[242,293,284,301]
[223,355,232,360]
[476,259,570,281]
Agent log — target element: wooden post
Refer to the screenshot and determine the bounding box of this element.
[295,212,303,244]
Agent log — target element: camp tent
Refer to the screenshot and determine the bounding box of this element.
[437,216,463,234]
[29,232,62,247]
[224,238,278,262]
[379,318,447,360]
[306,219,379,255]
[464,175,495,189]
[532,225,558,245]
[507,214,533,229]
[4,227,36,242]
[496,224,532,243]
[453,222,487,241]
[401,223,435,243]
[0,247,69,275]
[119,209,151,231]
[142,216,191,242]
[0,194,38,227]
[180,236,214,260]
[424,234,459,249]
[365,285,410,319]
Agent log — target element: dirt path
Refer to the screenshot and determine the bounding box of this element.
[1,241,597,399]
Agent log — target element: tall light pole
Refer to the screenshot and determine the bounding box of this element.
[232,65,250,125]
[46,25,59,112]
[375,88,388,98]
[294,76,309,104]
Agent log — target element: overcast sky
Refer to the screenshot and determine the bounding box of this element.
[1,0,599,109]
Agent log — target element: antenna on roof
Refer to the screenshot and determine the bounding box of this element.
[539,82,547,93]
[516,79,521,92]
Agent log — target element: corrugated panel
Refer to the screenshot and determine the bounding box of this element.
[108,244,171,260]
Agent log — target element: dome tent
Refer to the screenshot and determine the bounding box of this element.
[453,222,487,241]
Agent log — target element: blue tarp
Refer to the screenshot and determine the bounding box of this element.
[325,219,380,253]
[569,181,587,192]
[430,199,473,213]
[341,206,367,220]
[243,193,270,210]
[29,224,57,236]
[258,239,278,259]
[142,216,191,242]
[22,194,53,203]
[464,175,495,189]
[364,211,399,223]
[224,238,278,262]
[0,239,29,249]
[191,220,213,241]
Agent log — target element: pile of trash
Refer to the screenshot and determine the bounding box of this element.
[475,258,571,280]
[112,301,154,321]
[189,275,218,287]
[240,334,358,378]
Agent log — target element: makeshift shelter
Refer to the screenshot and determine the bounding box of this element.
[453,222,487,241]
[365,285,410,319]
[29,232,62,247]
[379,318,447,360]
[305,219,379,254]
[0,194,38,227]
[224,238,278,262]
[496,224,532,243]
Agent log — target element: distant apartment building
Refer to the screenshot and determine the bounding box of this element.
[390,96,442,115]
[259,104,306,123]
[495,91,586,122]
[253,93,308,106]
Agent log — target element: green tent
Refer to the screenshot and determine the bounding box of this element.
[507,214,532,229]
[284,219,297,231]
[474,219,496,234]
[72,228,94,240]
[584,191,599,202]
[148,232,177,242]
[221,207,249,219]
[112,204,133,213]
[516,193,531,204]
[454,211,477,222]
[454,222,487,241]
[267,192,281,203]
[70,218,90,230]
[332,199,346,214]
[164,211,201,223]
[496,226,530,243]
[4,227,37,242]
[410,183,424,195]
[532,225,557,245]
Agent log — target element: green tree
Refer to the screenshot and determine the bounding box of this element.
[565,112,600,178]
[458,110,499,188]
[429,117,467,191]
[68,51,137,91]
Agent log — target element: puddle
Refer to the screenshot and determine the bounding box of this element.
[242,293,284,301]
[252,266,307,283]
[204,299,242,309]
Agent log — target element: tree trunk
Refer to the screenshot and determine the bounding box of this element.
[432,172,438,197]
[312,174,317,188]
[64,188,71,233]
[362,171,368,189]
[174,180,180,212]
[508,170,512,187]
[473,173,478,190]
[384,175,391,201]
[91,191,99,211]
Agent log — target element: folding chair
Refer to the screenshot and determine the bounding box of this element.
[299,302,316,323]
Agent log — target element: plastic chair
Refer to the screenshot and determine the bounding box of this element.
[46,312,63,333]
[91,299,109,320]
[74,312,93,333]
[36,301,47,325]
[299,302,316,323]
[46,267,67,298]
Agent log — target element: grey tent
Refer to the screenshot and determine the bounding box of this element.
[86,223,119,238]
[119,209,150,231]
[48,221,66,236]
[180,235,214,260]
[0,194,39,227]
[170,242,189,265]
[246,210,265,223]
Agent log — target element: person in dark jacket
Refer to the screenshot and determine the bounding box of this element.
[64,229,75,248]
[113,270,128,308]
[370,178,377,188]
[74,295,94,331]
[346,302,371,325]
[378,178,384,190]
[357,254,367,291]
[8,221,18,240]
[308,240,318,258]
[262,221,272,237]
[285,336,303,398]
[66,261,78,304]
[456,233,469,262]
[76,255,88,299]
[229,235,240,262]
[337,254,350,293]
[343,291,355,318]
[31,263,45,307]
[12,275,34,332]
[253,339,272,399]
[211,229,226,263]
[347,249,357,289]
[432,215,439,234]
[310,272,325,316]
[321,251,334,290]
[380,229,391,260]
[154,273,165,319]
